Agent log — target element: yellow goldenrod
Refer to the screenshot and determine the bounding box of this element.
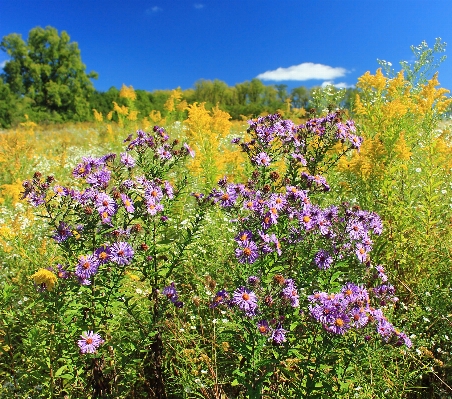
[93,108,103,122]
[119,84,137,101]
[31,268,58,291]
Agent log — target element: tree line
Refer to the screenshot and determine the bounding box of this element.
[0,26,357,128]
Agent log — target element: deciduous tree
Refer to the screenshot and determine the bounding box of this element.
[0,26,97,122]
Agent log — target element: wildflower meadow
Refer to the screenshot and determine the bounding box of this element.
[0,40,452,399]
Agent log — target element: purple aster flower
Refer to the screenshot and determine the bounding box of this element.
[96,210,111,224]
[120,193,135,213]
[356,244,368,263]
[271,325,287,344]
[395,331,412,348]
[348,134,363,150]
[253,152,271,166]
[286,185,303,200]
[210,289,230,308]
[231,137,241,144]
[56,264,70,279]
[212,187,238,208]
[85,168,111,189]
[110,242,134,265]
[235,230,254,244]
[325,313,351,335]
[291,152,307,165]
[299,208,316,231]
[376,319,395,341]
[53,185,69,196]
[72,159,92,178]
[95,193,117,216]
[77,331,104,354]
[369,213,383,235]
[257,319,270,335]
[347,221,366,240]
[28,192,46,207]
[341,282,364,303]
[94,245,111,264]
[120,152,136,168]
[146,200,164,215]
[157,146,172,160]
[235,241,259,264]
[268,194,287,211]
[260,233,283,256]
[350,307,369,328]
[232,286,258,316]
[75,254,99,280]
[314,249,333,270]
[52,221,73,243]
[282,279,299,307]
[144,183,163,202]
[163,282,179,302]
[183,143,195,158]
[163,181,174,199]
[375,265,388,282]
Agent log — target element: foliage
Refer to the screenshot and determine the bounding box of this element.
[335,39,452,397]
[0,26,97,124]
[1,38,452,399]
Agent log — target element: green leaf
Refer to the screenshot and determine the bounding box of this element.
[54,365,68,377]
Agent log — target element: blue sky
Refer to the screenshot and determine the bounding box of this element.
[1,0,452,93]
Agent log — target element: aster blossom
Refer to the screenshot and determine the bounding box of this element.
[235,240,259,264]
[232,286,258,316]
[75,254,99,280]
[110,242,134,265]
[77,331,105,354]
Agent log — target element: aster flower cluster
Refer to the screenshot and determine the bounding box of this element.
[211,275,299,345]
[309,281,411,347]
[162,282,184,308]
[124,126,195,162]
[22,126,195,356]
[210,112,412,352]
[209,179,382,269]
[234,112,362,178]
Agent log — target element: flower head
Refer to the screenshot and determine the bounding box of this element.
[120,152,136,168]
[75,255,100,280]
[271,325,287,344]
[52,221,73,243]
[31,268,58,291]
[253,152,271,166]
[110,242,134,265]
[77,331,104,354]
[232,286,258,316]
[235,241,259,264]
[314,249,333,270]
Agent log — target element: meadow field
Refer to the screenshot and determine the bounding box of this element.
[1,51,452,399]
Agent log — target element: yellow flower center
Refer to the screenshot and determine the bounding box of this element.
[335,318,344,327]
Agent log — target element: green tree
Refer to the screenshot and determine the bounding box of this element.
[290,86,309,109]
[0,26,97,122]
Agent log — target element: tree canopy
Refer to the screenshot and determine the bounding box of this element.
[0,26,97,124]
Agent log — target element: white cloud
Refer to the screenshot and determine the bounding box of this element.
[321,81,353,89]
[256,62,349,82]
[146,6,162,14]
[0,60,7,69]
[193,3,204,9]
